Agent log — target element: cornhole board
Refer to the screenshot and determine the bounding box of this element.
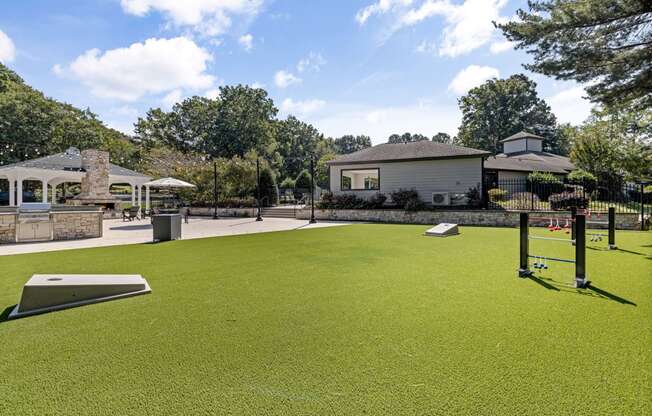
[8,274,151,319]
[424,223,459,237]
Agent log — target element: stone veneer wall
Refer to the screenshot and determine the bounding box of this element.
[0,210,103,244]
[296,209,642,230]
[0,213,17,243]
[52,211,103,240]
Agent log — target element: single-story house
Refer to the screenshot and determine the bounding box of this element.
[327,141,490,206]
[484,131,575,186]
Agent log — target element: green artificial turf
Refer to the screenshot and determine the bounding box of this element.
[0,224,650,415]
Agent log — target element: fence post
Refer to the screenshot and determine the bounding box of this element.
[519,212,531,277]
[575,214,587,288]
[640,183,646,231]
[608,207,616,249]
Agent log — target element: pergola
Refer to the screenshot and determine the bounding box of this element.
[0,148,151,207]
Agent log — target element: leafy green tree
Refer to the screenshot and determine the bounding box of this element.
[388,133,429,144]
[457,74,558,154]
[333,135,371,154]
[0,63,136,166]
[570,106,652,181]
[276,116,329,181]
[209,85,278,159]
[258,166,278,206]
[431,132,452,143]
[295,169,312,191]
[498,0,652,110]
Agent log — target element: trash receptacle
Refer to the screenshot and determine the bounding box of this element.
[152,214,182,242]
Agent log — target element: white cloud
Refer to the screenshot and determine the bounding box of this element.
[62,37,214,101]
[238,33,253,51]
[297,52,326,73]
[415,40,437,54]
[356,0,413,25]
[448,65,499,95]
[547,86,593,125]
[120,0,264,37]
[204,88,221,99]
[250,81,265,89]
[358,0,509,57]
[274,70,302,88]
[162,89,183,108]
[0,29,16,63]
[312,100,460,144]
[52,64,64,76]
[281,98,326,116]
[489,39,514,54]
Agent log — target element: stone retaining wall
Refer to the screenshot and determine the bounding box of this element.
[185,207,257,218]
[0,213,17,243]
[297,209,642,230]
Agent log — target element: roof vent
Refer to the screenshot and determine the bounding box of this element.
[65,147,81,157]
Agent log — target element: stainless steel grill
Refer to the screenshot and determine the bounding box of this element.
[17,203,53,242]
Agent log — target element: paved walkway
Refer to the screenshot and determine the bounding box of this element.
[0,217,351,256]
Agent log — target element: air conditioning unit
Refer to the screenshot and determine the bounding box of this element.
[432,192,451,206]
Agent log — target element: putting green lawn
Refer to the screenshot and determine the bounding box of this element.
[1,224,650,415]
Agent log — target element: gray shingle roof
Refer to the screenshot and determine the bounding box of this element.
[500,131,544,143]
[0,151,149,178]
[327,141,490,165]
[485,151,575,173]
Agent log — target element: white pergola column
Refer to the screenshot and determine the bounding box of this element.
[51,183,58,204]
[16,178,23,206]
[131,184,136,205]
[8,177,15,206]
[41,179,48,203]
[137,185,142,208]
[145,186,150,211]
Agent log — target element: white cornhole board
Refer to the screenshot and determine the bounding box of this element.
[8,274,151,319]
[424,223,459,237]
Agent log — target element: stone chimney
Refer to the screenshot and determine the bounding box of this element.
[78,149,112,199]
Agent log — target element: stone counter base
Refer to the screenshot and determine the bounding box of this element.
[0,211,103,244]
[296,209,643,230]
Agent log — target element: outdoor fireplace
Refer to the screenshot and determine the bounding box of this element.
[71,149,122,213]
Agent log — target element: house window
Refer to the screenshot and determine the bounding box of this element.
[341,169,380,191]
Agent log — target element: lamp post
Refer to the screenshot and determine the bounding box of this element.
[256,157,263,221]
[213,161,219,220]
[309,156,316,224]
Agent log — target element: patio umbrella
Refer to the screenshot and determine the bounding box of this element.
[143,177,196,189]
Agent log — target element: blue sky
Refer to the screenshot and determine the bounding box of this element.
[0,0,593,144]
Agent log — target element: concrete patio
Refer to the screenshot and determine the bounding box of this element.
[0,216,351,256]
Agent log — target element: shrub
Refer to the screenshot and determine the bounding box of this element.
[219,197,256,208]
[295,169,312,191]
[258,166,278,206]
[465,186,482,208]
[318,192,366,209]
[279,177,296,189]
[527,171,565,201]
[510,192,540,210]
[488,188,507,202]
[361,193,387,209]
[390,188,419,208]
[549,192,589,210]
[567,169,598,193]
[405,197,426,211]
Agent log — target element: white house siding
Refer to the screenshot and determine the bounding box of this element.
[329,158,483,205]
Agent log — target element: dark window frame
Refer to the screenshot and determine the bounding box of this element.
[340,168,380,191]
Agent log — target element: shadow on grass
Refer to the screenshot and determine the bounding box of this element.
[0,304,16,323]
[526,276,636,306]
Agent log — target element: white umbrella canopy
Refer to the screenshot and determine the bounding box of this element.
[143,177,196,189]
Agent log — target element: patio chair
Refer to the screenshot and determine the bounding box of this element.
[122,206,140,222]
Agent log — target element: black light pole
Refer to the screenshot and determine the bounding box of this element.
[256,157,263,221]
[213,161,219,220]
[309,156,316,224]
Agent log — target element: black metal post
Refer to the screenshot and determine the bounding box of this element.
[309,156,316,224]
[256,158,263,222]
[213,161,219,220]
[575,214,587,288]
[640,183,646,231]
[570,206,577,243]
[518,212,531,277]
[608,206,616,249]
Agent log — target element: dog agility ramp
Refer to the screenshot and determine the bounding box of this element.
[9,274,151,319]
[424,223,459,237]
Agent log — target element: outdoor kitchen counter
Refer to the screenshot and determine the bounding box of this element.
[0,206,103,244]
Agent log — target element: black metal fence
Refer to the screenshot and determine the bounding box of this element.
[484,178,650,216]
